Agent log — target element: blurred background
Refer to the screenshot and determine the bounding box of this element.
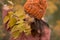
[0,0,60,40]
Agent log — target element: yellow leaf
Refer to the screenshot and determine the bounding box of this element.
[3,16,9,24]
[8,11,14,17]
[13,5,25,19]
[7,17,17,28]
[12,30,20,39]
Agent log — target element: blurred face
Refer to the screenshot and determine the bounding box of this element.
[24,14,35,23]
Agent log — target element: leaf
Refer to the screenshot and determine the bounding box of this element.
[7,17,17,28]
[10,21,25,39]
[11,20,25,33]
[8,11,14,17]
[24,24,31,35]
[3,11,14,24]
[7,5,31,39]
[3,15,9,24]
[16,20,24,24]
[13,5,25,19]
[12,30,20,39]
[14,10,25,19]
[10,19,31,38]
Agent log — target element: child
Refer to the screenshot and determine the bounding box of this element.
[2,0,51,40]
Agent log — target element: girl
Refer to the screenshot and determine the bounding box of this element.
[2,0,51,40]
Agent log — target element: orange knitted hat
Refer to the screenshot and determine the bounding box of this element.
[24,0,47,20]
